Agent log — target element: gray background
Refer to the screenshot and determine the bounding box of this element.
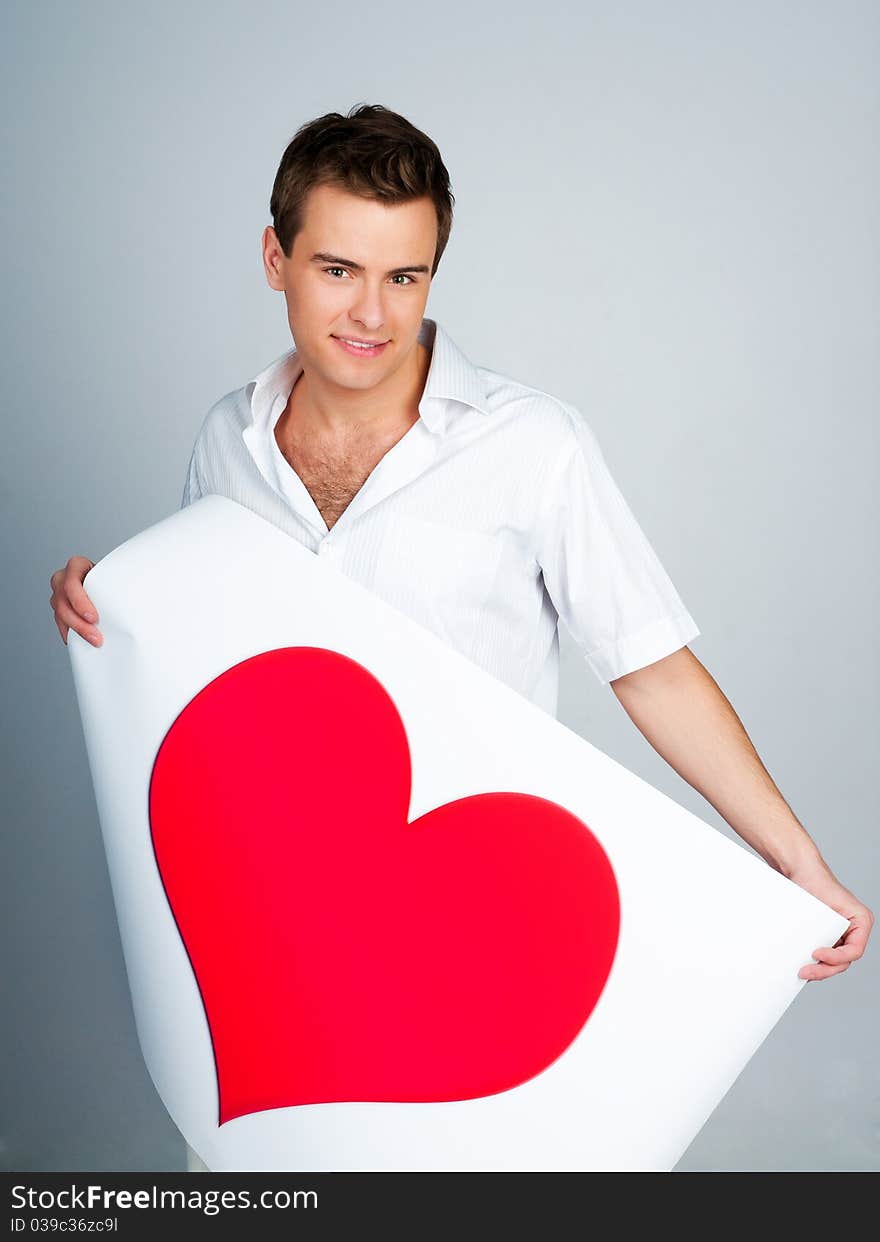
[2,0,877,1171]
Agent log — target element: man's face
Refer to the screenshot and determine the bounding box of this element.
[262,183,437,395]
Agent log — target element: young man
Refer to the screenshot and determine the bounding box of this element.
[50,104,871,986]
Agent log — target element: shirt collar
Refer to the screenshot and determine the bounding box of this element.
[247,317,491,436]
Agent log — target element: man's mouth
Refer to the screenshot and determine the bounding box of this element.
[332,335,390,356]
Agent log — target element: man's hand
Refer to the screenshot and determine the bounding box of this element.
[787,856,874,981]
[49,556,102,646]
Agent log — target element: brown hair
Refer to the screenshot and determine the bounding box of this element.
[269,103,455,277]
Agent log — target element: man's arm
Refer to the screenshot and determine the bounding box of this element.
[609,646,873,981]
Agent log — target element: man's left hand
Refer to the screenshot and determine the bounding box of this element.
[788,857,874,981]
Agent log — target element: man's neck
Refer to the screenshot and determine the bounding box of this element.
[287,339,432,441]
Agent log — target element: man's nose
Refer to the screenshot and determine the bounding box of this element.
[348,283,386,330]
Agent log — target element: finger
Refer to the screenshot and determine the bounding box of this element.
[829,922,871,958]
[799,961,851,981]
[51,591,100,644]
[64,573,98,630]
[811,944,863,965]
[55,603,102,646]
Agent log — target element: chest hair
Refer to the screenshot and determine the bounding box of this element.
[277,421,414,530]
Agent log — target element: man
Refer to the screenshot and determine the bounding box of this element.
[50,104,872,987]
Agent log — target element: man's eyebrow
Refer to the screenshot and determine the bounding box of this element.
[310,251,431,276]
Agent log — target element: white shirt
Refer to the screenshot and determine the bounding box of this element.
[181,317,699,717]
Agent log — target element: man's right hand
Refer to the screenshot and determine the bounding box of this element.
[49,556,102,646]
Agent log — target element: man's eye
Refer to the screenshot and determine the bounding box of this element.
[391,274,414,285]
[323,267,349,279]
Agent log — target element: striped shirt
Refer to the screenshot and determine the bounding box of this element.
[181,316,699,716]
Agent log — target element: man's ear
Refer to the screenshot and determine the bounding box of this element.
[262,225,286,292]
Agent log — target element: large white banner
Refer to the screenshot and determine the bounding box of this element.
[68,495,847,1171]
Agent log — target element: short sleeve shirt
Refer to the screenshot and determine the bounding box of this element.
[181,317,700,717]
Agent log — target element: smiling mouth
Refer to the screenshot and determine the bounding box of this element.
[332,336,390,355]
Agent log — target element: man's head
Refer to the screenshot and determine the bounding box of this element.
[262,104,454,397]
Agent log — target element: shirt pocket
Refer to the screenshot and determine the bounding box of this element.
[372,514,503,640]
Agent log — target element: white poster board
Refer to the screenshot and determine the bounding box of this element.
[68,495,847,1172]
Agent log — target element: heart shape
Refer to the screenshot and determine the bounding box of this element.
[149,647,620,1125]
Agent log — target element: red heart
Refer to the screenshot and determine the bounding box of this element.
[149,647,620,1125]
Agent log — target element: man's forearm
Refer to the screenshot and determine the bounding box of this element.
[609,647,823,878]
